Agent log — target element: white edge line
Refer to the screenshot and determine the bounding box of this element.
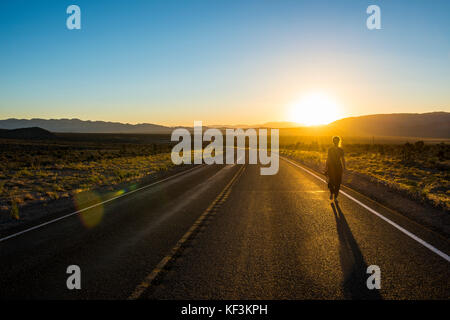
[282,156,450,263]
[0,165,203,243]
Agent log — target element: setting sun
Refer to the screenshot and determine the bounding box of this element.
[287,92,342,126]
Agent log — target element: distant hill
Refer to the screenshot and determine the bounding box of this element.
[0,112,448,138]
[269,112,450,138]
[0,127,55,140]
[209,121,300,129]
[0,118,172,134]
[325,112,450,138]
[261,121,301,129]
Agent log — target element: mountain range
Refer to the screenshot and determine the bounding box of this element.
[0,112,448,138]
[0,118,171,134]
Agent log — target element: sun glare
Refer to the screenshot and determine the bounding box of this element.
[287,92,342,126]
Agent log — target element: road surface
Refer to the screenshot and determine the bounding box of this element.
[0,159,449,299]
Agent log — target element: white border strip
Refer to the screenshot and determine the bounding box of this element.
[282,157,450,263]
[0,165,203,243]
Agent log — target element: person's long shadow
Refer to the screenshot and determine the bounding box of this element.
[331,201,382,300]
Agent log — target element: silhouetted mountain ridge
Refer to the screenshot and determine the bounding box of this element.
[0,127,55,140]
[326,112,450,138]
[0,118,172,134]
[0,112,448,138]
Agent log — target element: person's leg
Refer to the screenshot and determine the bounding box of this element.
[328,181,334,200]
[328,171,337,200]
[334,170,342,199]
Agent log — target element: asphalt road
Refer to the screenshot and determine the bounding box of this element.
[0,159,449,299]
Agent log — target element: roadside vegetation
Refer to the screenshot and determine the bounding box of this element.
[281,140,450,212]
[0,137,176,219]
[1,133,449,220]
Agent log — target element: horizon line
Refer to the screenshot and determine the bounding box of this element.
[0,110,448,128]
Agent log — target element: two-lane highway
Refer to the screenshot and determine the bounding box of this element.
[0,163,241,299]
[144,159,450,299]
[0,158,449,299]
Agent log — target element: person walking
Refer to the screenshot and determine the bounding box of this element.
[325,136,346,201]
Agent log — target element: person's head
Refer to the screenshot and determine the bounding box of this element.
[332,136,341,147]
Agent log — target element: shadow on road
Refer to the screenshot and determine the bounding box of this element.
[331,202,382,300]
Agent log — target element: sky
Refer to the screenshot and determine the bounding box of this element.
[0,0,449,126]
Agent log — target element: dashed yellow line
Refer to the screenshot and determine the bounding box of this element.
[128,164,247,300]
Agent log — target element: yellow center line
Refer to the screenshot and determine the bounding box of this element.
[127,164,247,300]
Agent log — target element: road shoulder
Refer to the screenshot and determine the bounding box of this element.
[280,155,450,239]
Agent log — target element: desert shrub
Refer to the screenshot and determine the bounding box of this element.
[280,140,449,211]
[10,200,19,220]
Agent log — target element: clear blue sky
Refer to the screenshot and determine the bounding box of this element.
[0,0,449,125]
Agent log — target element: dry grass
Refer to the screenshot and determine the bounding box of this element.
[0,138,175,217]
[281,141,450,211]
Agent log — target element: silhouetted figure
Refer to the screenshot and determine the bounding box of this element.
[325,136,346,200]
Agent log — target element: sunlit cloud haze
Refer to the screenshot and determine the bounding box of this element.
[0,0,449,126]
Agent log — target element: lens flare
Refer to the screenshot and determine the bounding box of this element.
[74,191,104,229]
